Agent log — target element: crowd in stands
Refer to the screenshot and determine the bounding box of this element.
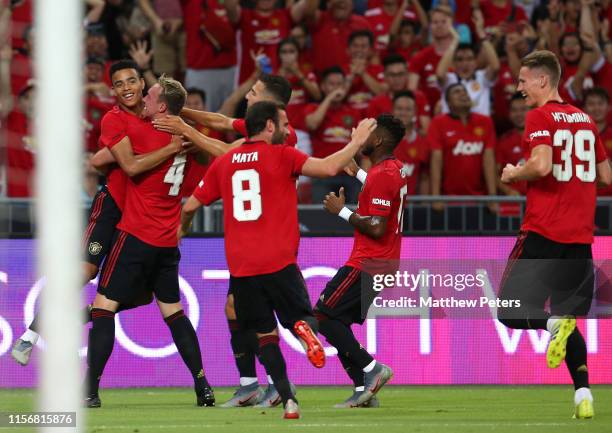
[2,0,612,205]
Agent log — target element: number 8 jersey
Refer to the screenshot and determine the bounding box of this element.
[521,101,608,244]
[193,140,309,277]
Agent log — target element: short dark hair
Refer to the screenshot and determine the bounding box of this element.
[444,82,466,103]
[559,32,582,50]
[349,29,374,47]
[376,114,406,150]
[399,19,418,32]
[277,37,300,58]
[321,66,345,82]
[383,54,406,69]
[186,87,206,104]
[393,90,416,104]
[109,59,141,83]
[259,74,292,106]
[245,101,283,137]
[520,50,562,87]
[158,75,187,115]
[455,43,477,57]
[584,87,610,104]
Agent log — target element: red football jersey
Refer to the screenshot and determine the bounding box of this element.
[310,11,372,75]
[364,7,416,52]
[497,129,527,195]
[480,0,528,29]
[181,125,222,197]
[231,118,298,147]
[182,0,236,70]
[346,157,408,269]
[427,113,496,195]
[193,141,309,276]
[408,46,442,108]
[521,101,607,244]
[597,126,612,196]
[116,118,190,247]
[5,110,33,197]
[98,106,141,210]
[236,8,293,83]
[344,63,385,113]
[393,131,429,195]
[303,103,361,158]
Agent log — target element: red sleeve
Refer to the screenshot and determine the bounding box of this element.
[232,118,247,136]
[407,50,424,74]
[365,171,397,217]
[595,133,608,164]
[302,103,318,117]
[281,146,309,177]
[523,109,552,150]
[99,112,126,149]
[426,117,443,150]
[193,156,222,205]
[285,126,298,147]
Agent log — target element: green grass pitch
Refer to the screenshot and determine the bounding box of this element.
[1,386,611,433]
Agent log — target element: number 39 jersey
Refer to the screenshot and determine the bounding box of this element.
[193,140,309,277]
[116,118,192,248]
[521,101,608,244]
[346,157,409,270]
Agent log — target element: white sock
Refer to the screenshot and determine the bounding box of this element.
[574,387,593,405]
[267,375,274,385]
[239,377,258,387]
[20,329,39,345]
[355,386,365,392]
[362,360,377,373]
[546,316,561,334]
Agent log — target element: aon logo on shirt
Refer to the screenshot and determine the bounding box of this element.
[452,140,484,156]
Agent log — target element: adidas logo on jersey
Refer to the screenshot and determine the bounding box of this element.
[372,198,391,207]
[452,140,484,156]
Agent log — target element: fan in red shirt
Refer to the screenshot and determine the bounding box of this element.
[477,0,528,34]
[497,93,529,197]
[5,83,34,197]
[385,18,423,62]
[224,0,310,84]
[88,76,216,410]
[9,25,32,97]
[391,91,429,195]
[315,113,407,408]
[343,30,386,114]
[305,0,372,75]
[364,0,420,53]
[499,51,611,420]
[366,54,431,133]
[407,6,455,109]
[583,87,612,196]
[304,67,362,203]
[182,0,237,111]
[274,37,321,130]
[429,83,497,210]
[180,101,378,418]
[84,57,115,152]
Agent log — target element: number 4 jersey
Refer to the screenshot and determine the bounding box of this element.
[521,101,608,244]
[193,140,309,277]
[115,117,193,248]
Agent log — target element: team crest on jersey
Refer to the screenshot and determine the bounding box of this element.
[88,242,102,256]
[271,17,279,26]
[473,127,484,137]
[606,140,612,150]
[471,81,481,92]
[408,147,417,158]
[343,115,354,127]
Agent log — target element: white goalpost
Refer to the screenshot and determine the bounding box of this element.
[34,0,84,431]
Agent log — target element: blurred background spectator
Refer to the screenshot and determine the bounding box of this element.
[1,0,612,207]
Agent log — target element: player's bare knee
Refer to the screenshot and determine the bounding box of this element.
[93,293,119,312]
[157,300,183,319]
[225,295,236,320]
[256,328,279,339]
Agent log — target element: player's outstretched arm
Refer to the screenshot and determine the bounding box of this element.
[180,108,235,133]
[91,147,115,173]
[110,135,182,177]
[323,187,388,239]
[178,195,203,240]
[301,118,377,178]
[501,145,552,183]
[153,114,244,156]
